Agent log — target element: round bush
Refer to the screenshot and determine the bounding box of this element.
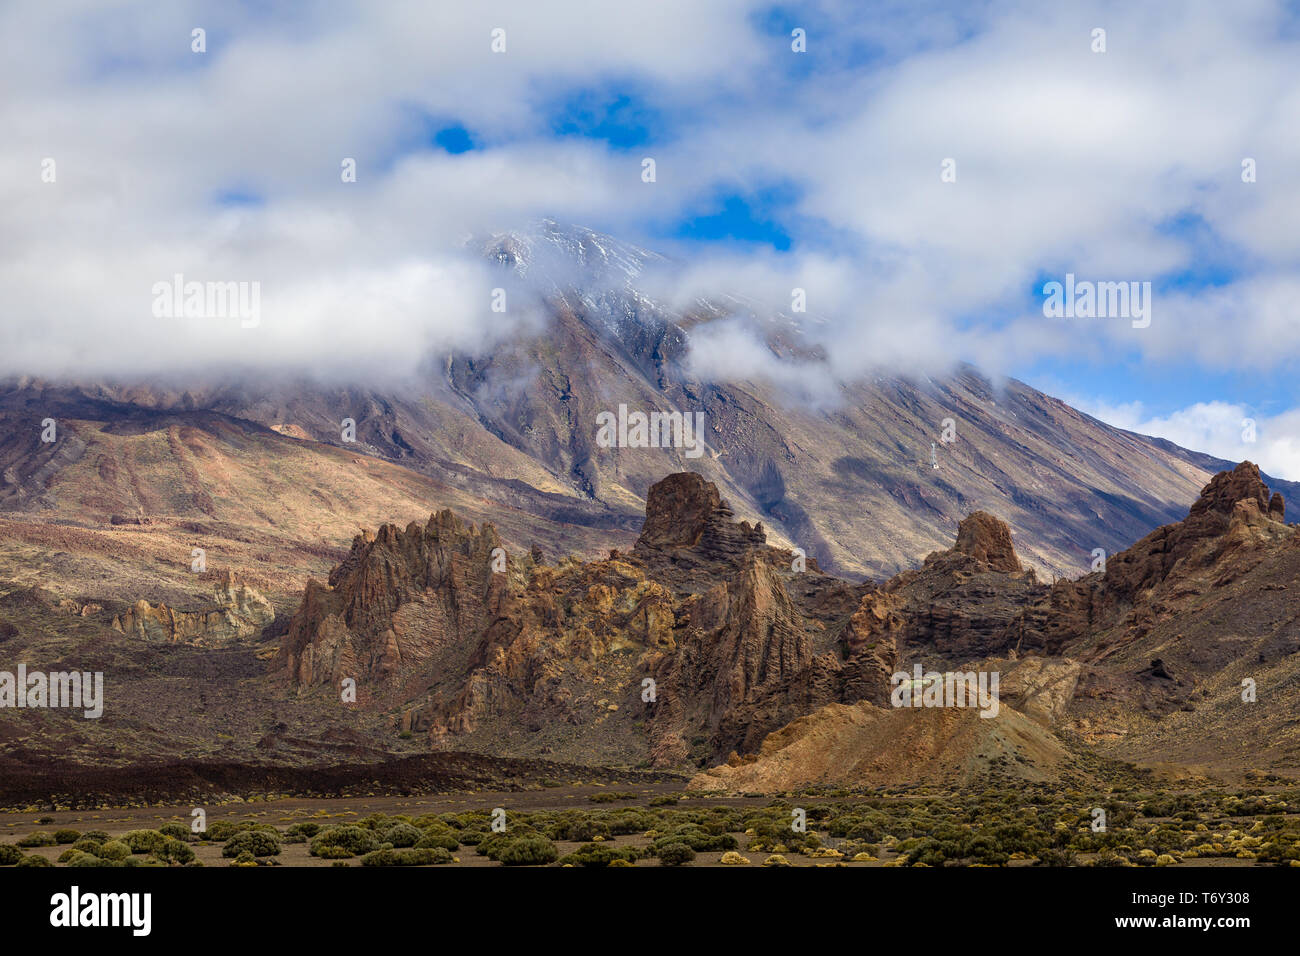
[53,829,81,845]
[159,824,191,842]
[17,855,53,867]
[222,830,281,858]
[497,835,559,867]
[0,844,23,866]
[156,838,196,865]
[383,823,422,848]
[309,826,378,859]
[94,841,131,861]
[17,831,55,848]
[658,843,695,866]
[122,830,167,855]
[67,851,110,868]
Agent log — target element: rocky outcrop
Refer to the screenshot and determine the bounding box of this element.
[276,461,1300,783]
[278,510,509,705]
[635,472,766,562]
[280,471,894,768]
[112,570,273,645]
[953,511,1023,572]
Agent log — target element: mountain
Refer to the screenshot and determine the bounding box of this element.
[3,221,1293,588]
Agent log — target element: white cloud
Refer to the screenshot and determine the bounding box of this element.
[1,0,1299,407]
[1072,396,1300,482]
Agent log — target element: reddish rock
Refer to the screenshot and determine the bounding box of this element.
[953,511,1023,572]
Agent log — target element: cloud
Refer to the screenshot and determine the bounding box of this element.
[2,0,1299,418]
[1072,396,1300,481]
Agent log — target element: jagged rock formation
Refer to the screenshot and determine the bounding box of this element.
[277,460,1300,784]
[952,511,1023,573]
[112,570,274,644]
[280,471,888,767]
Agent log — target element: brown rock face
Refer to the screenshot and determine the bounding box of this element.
[635,472,766,561]
[278,510,507,706]
[112,570,274,645]
[1190,461,1272,517]
[281,471,891,768]
[636,473,720,548]
[277,461,1300,784]
[953,511,1023,572]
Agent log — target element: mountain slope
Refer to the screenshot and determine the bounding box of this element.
[5,221,1292,583]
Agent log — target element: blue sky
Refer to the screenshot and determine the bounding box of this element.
[4,0,1300,475]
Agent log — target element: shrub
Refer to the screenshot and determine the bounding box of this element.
[558,843,613,867]
[310,826,378,859]
[94,841,131,861]
[285,822,321,841]
[159,824,191,841]
[203,820,264,842]
[414,830,460,851]
[657,843,695,866]
[360,847,453,867]
[496,835,559,867]
[156,838,196,865]
[123,830,168,855]
[17,831,55,848]
[53,829,81,845]
[80,830,110,843]
[315,845,354,860]
[383,823,422,848]
[553,817,611,842]
[223,830,281,858]
[17,855,52,867]
[0,844,23,865]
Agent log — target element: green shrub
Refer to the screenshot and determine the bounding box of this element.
[18,855,52,867]
[223,830,281,858]
[383,823,423,848]
[80,830,110,843]
[202,820,261,842]
[122,830,167,855]
[557,842,622,867]
[496,835,559,867]
[315,845,354,860]
[0,844,23,865]
[309,826,378,858]
[285,822,321,841]
[360,847,452,867]
[414,830,460,851]
[159,824,191,841]
[53,829,81,845]
[17,831,55,848]
[657,842,695,866]
[156,838,196,865]
[94,841,130,861]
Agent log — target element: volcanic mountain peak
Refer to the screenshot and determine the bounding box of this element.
[475,218,669,288]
